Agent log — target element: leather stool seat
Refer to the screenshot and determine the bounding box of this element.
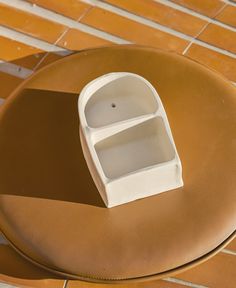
[0,46,235,283]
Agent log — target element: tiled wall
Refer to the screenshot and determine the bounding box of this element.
[0,0,235,288]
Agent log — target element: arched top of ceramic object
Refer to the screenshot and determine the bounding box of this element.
[79,73,159,129]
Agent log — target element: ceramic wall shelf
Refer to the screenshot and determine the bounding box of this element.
[79,72,183,207]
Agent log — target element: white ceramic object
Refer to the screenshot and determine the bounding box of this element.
[79,72,183,208]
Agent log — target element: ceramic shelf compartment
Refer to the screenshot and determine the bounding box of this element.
[79,72,183,207]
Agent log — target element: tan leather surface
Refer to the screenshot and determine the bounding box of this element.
[0,46,235,282]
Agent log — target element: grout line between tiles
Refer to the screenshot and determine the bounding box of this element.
[0,232,8,245]
[222,248,236,256]
[211,3,229,21]
[164,277,208,288]
[62,279,68,288]
[0,25,67,53]
[182,3,228,55]
[155,0,236,32]
[0,60,33,78]
[0,283,18,288]
[182,21,210,55]
[77,4,94,24]
[32,32,69,71]
[222,0,236,8]
[32,54,48,71]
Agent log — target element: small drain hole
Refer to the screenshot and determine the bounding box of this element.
[111,103,116,108]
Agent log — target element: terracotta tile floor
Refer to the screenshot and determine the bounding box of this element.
[0,0,235,287]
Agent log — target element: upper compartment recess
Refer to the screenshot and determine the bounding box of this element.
[84,74,158,128]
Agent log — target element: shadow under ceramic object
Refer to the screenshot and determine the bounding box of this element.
[0,88,105,207]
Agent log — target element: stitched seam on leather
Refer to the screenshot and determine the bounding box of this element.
[0,228,235,282]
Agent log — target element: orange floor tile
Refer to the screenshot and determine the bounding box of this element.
[26,0,91,20]
[215,4,236,28]
[185,43,236,82]
[227,237,236,251]
[57,28,112,50]
[198,23,236,54]
[175,253,236,288]
[171,0,225,17]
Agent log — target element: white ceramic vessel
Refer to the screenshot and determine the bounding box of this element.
[79,72,183,207]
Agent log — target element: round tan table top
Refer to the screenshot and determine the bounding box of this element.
[0,46,235,283]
